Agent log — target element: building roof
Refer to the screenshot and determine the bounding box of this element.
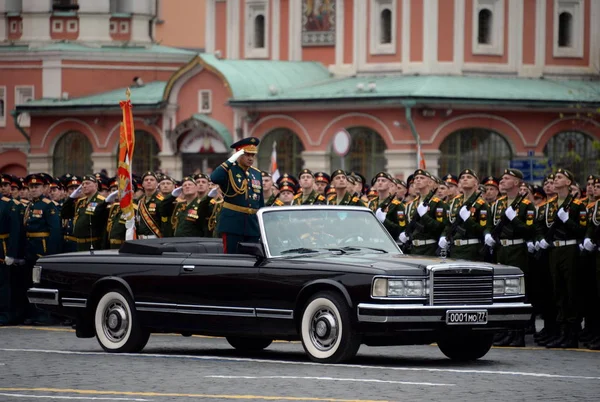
[0,42,195,55]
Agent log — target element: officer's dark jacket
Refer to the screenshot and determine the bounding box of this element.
[61,192,108,250]
[172,195,211,237]
[0,195,22,259]
[24,196,61,260]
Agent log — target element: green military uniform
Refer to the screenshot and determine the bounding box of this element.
[62,190,108,252]
[265,193,278,207]
[327,191,365,206]
[1,191,23,325]
[584,195,600,348]
[404,193,448,256]
[207,198,223,238]
[370,194,404,240]
[292,190,326,205]
[444,192,491,260]
[104,203,128,249]
[136,191,165,238]
[578,194,598,341]
[160,195,176,238]
[172,195,211,237]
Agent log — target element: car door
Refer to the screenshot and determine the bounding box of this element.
[175,253,261,335]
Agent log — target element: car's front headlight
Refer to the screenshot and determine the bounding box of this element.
[372,278,428,298]
[32,265,42,284]
[493,276,525,296]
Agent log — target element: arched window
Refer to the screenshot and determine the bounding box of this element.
[439,128,512,178]
[257,129,305,175]
[254,14,265,49]
[477,9,492,45]
[53,131,93,177]
[132,130,160,175]
[544,131,598,181]
[558,12,573,47]
[380,9,392,44]
[330,127,387,180]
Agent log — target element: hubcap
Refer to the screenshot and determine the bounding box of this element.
[102,300,129,343]
[310,307,339,351]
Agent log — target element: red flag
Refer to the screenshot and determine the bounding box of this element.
[118,89,136,239]
[419,150,426,170]
[270,141,280,182]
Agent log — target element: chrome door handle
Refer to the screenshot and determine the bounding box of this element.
[182,265,195,272]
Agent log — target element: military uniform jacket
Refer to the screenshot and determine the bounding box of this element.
[136,191,165,237]
[491,195,536,241]
[444,193,492,241]
[292,190,326,205]
[104,203,127,249]
[23,196,61,260]
[0,196,22,260]
[534,194,586,242]
[172,195,211,237]
[61,192,108,249]
[210,161,264,237]
[208,198,223,238]
[265,193,278,207]
[405,194,448,240]
[585,199,600,241]
[368,194,403,239]
[326,191,366,206]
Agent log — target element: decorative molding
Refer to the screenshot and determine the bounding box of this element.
[535,116,600,147]
[40,118,101,151]
[369,0,397,56]
[317,112,398,147]
[552,0,585,59]
[356,0,368,70]
[60,63,179,71]
[591,0,600,70]
[249,114,312,146]
[288,0,302,61]
[472,0,505,56]
[105,117,162,150]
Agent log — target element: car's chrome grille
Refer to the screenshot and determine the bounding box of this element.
[431,268,493,305]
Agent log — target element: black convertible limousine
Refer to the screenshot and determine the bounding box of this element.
[28,206,531,363]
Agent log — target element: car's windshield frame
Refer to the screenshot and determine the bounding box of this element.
[258,206,402,258]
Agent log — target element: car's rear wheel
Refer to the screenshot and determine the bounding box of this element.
[300,291,360,363]
[226,337,272,351]
[94,290,149,353]
[437,333,494,361]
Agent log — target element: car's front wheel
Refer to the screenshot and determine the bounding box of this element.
[226,337,272,351]
[94,290,149,353]
[437,333,494,361]
[300,291,360,363]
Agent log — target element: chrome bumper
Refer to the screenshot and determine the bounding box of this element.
[357,302,532,323]
[27,288,59,305]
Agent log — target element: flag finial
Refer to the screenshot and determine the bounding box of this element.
[126,87,131,100]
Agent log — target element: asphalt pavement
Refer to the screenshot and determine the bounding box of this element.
[0,326,599,402]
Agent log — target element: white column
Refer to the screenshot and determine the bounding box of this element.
[301,150,330,173]
[453,0,465,72]
[0,18,6,43]
[205,0,215,53]
[28,154,52,174]
[271,0,280,60]
[159,155,182,179]
[21,0,52,13]
[91,152,115,176]
[130,15,152,43]
[21,0,52,42]
[288,0,302,61]
[226,0,240,59]
[334,0,344,65]
[422,0,438,72]
[384,149,441,178]
[42,58,62,98]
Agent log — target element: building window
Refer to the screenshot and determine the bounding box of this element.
[9,20,18,33]
[109,21,117,34]
[0,86,6,127]
[330,127,387,180]
[53,131,93,177]
[370,0,396,55]
[198,90,212,114]
[52,0,79,12]
[15,86,34,128]
[245,0,269,59]
[544,131,598,181]
[52,20,64,32]
[257,129,305,175]
[120,21,130,33]
[66,19,78,32]
[553,0,584,58]
[132,130,160,175]
[472,0,504,56]
[439,128,512,178]
[477,9,492,44]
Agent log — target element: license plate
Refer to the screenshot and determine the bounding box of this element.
[446,310,488,325]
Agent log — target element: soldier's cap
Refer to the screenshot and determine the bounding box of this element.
[94,172,109,181]
[25,173,47,186]
[159,175,177,184]
[261,170,272,178]
[314,172,330,183]
[443,174,459,186]
[276,173,298,187]
[49,178,63,189]
[413,169,434,180]
[141,171,158,180]
[330,169,346,181]
[181,176,196,185]
[367,188,378,198]
[109,177,118,189]
[16,177,25,189]
[346,174,356,185]
[459,169,479,181]
[231,137,260,154]
[298,168,314,178]
[503,168,524,180]
[587,174,598,182]
[555,168,575,183]
[351,172,366,184]
[194,173,210,181]
[82,174,97,183]
[594,177,600,185]
[133,177,143,191]
[66,176,82,188]
[543,173,555,184]
[58,173,73,187]
[371,171,393,186]
[521,182,534,193]
[483,176,500,188]
[0,174,11,185]
[278,181,295,194]
[394,178,407,188]
[39,173,54,184]
[532,185,546,199]
[326,186,337,195]
[406,174,415,187]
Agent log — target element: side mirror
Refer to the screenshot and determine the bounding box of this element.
[238,242,265,258]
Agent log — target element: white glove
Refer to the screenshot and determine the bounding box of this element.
[579,244,584,252]
[171,187,183,197]
[484,233,496,247]
[557,208,569,223]
[438,236,448,249]
[505,206,517,221]
[398,232,409,244]
[527,242,535,253]
[583,238,596,252]
[69,184,83,199]
[4,256,14,266]
[539,239,550,249]
[208,187,219,198]
[417,202,428,217]
[375,208,386,223]
[535,241,540,250]
[227,149,245,163]
[459,206,471,221]
[105,190,118,203]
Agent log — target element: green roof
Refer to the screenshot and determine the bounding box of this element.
[191,114,233,147]
[17,81,166,110]
[0,42,195,55]
[229,75,600,106]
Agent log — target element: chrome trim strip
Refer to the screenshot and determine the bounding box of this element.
[136,302,255,317]
[61,298,87,308]
[27,288,59,306]
[358,313,532,323]
[255,308,294,319]
[136,307,255,317]
[357,302,531,310]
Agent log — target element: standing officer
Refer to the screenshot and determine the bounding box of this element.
[582,177,600,350]
[370,172,403,240]
[439,169,491,261]
[293,169,326,205]
[61,175,108,251]
[136,171,165,239]
[103,190,128,249]
[60,176,81,252]
[261,171,278,206]
[210,137,264,254]
[170,176,211,237]
[486,168,536,347]
[482,176,500,205]
[314,172,330,196]
[327,170,365,206]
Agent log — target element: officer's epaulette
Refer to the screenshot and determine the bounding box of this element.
[431,197,440,203]
[317,195,325,201]
[497,195,507,201]
[156,193,164,201]
[548,195,558,202]
[97,194,106,201]
[52,200,59,206]
[391,199,400,205]
[274,199,284,206]
[42,198,51,204]
[1,196,9,202]
[352,196,359,202]
[476,199,485,205]
[293,193,302,199]
[587,201,595,209]
[133,203,139,210]
[452,194,463,200]
[210,199,216,205]
[522,199,531,205]
[327,194,336,200]
[250,166,261,173]
[12,198,20,205]
[572,198,582,205]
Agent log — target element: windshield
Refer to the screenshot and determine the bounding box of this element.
[259,207,401,257]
